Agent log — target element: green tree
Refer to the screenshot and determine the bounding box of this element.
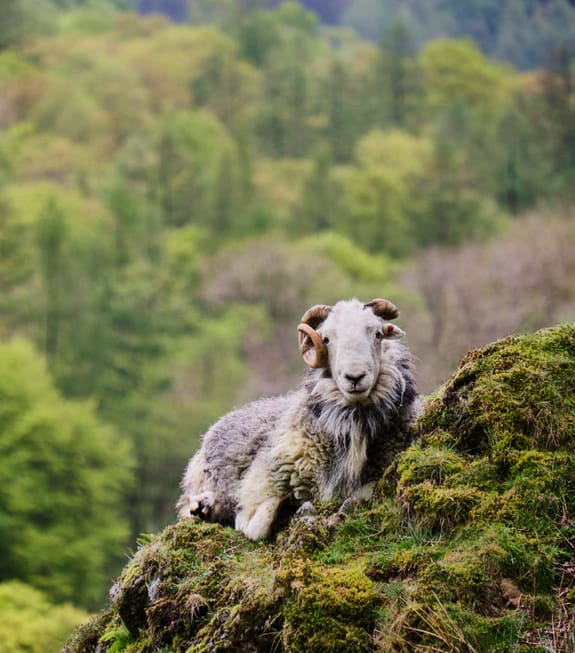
[254,3,320,157]
[257,52,311,157]
[0,0,55,50]
[0,142,36,336]
[372,22,422,129]
[0,581,87,653]
[341,0,390,43]
[27,189,116,398]
[539,44,575,198]
[488,92,548,212]
[291,145,343,235]
[0,338,133,606]
[337,129,432,256]
[322,58,366,162]
[32,80,108,146]
[35,197,68,365]
[495,0,575,69]
[151,110,240,229]
[236,9,281,66]
[411,134,507,247]
[419,38,510,122]
[0,52,45,128]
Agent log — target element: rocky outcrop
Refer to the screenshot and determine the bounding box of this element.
[65,325,575,652]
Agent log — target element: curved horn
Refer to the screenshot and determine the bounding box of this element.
[364,298,399,320]
[300,304,331,329]
[297,323,328,369]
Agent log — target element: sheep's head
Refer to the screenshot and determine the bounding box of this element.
[298,298,404,403]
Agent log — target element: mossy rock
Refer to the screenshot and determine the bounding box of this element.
[418,324,575,454]
[65,325,575,652]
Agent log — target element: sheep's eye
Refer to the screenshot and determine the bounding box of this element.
[375,331,384,341]
[323,336,330,345]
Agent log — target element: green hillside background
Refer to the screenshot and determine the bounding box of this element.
[1,1,575,650]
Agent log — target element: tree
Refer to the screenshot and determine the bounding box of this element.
[0,581,87,653]
[291,145,343,234]
[0,338,133,606]
[236,9,281,66]
[253,3,320,157]
[35,197,68,365]
[0,0,55,50]
[0,142,37,335]
[372,22,422,129]
[539,44,575,198]
[151,110,240,229]
[495,0,575,70]
[403,210,575,392]
[0,52,45,129]
[322,58,364,161]
[487,91,548,212]
[337,129,432,256]
[410,131,506,248]
[419,38,510,122]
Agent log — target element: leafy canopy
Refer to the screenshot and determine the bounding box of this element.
[0,339,134,606]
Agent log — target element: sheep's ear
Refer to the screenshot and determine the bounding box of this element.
[364,299,399,320]
[382,324,405,339]
[297,323,328,368]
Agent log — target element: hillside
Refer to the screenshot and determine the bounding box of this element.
[139,0,575,68]
[1,1,575,639]
[65,324,575,652]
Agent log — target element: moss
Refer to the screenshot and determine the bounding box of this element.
[63,610,114,653]
[399,481,483,532]
[395,443,466,486]
[418,325,575,454]
[65,325,575,653]
[280,560,378,652]
[188,584,282,652]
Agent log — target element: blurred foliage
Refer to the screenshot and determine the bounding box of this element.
[0,0,575,617]
[0,339,133,606]
[340,0,575,70]
[0,581,87,653]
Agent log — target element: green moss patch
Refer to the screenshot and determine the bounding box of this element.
[66,325,575,652]
[419,325,575,454]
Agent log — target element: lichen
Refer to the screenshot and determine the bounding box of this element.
[65,325,575,653]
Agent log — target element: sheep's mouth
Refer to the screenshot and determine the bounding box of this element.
[342,387,373,403]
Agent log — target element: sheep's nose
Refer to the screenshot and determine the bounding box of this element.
[345,373,366,389]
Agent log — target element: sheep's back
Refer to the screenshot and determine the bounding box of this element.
[202,394,296,516]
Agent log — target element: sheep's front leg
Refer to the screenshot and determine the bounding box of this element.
[236,495,283,541]
[236,454,286,540]
[338,482,375,514]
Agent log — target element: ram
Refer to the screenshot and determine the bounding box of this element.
[177,298,418,540]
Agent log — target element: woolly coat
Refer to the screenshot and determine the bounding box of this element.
[177,334,418,537]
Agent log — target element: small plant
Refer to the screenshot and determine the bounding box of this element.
[99,622,134,653]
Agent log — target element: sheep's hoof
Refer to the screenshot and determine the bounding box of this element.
[295,501,317,517]
[293,501,318,529]
[327,511,346,528]
[338,496,364,514]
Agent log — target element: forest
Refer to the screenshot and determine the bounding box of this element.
[144,0,575,69]
[1,0,575,650]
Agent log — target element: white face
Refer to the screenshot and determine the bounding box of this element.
[316,301,401,404]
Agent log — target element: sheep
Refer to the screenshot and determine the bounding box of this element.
[177,298,419,540]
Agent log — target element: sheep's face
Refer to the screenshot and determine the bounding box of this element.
[298,299,404,404]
